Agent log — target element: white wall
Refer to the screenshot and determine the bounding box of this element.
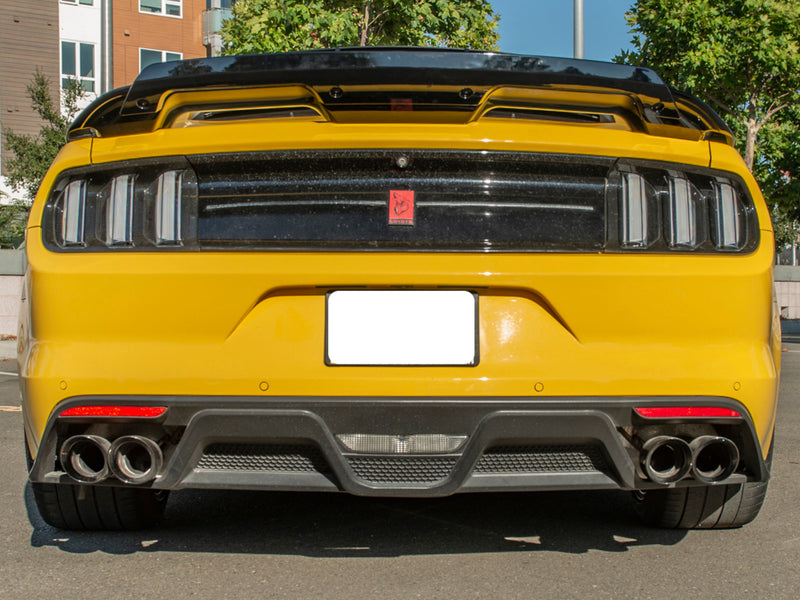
[59,0,102,111]
[0,275,22,336]
[0,178,27,205]
[774,266,800,319]
[776,281,800,319]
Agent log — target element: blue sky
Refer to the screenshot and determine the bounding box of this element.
[491,0,635,62]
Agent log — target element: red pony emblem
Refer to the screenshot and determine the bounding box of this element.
[389,190,415,225]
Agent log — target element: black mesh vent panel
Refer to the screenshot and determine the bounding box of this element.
[197,443,331,473]
[474,445,607,473]
[347,456,458,484]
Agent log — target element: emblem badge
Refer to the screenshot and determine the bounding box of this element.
[388,190,415,226]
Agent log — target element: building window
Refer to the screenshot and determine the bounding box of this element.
[140,0,182,17]
[61,41,95,93]
[61,0,95,5]
[140,48,183,73]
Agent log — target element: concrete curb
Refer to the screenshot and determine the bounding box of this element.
[0,339,16,360]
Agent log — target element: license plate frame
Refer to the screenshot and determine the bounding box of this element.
[325,290,478,366]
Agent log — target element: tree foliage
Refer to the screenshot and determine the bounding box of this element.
[0,200,30,249]
[755,105,800,244]
[617,0,800,171]
[221,0,500,54]
[617,0,800,248]
[2,70,83,201]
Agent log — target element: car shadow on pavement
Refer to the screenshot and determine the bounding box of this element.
[25,484,687,556]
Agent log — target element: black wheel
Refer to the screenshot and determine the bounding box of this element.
[26,433,168,530]
[633,437,772,529]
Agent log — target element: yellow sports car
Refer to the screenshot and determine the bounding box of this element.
[20,49,779,530]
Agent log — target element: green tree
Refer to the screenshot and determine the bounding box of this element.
[2,69,84,201]
[221,0,500,54]
[617,0,800,250]
[0,200,30,249]
[617,0,800,171]
[756,105,800,247]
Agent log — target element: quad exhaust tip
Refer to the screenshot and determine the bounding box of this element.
[109,435,163,485]
[59,434,163,485]
[690,435,739,484]
[59,435,112,484]
[640,436,692,485]
[640,435,740,485]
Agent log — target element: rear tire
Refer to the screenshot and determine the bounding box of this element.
[31,482,168,530]
[633,437,772,529]
[26,432,168,530]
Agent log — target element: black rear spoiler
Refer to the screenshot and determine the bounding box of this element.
[68,47,732,142]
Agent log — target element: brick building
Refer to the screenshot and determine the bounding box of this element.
[112,0,207,88]
[1,0,231,188]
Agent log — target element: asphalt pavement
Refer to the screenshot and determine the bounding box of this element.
[0,341,798,599]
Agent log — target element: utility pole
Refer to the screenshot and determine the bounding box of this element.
[101,0,113,93]
[574,0,584,59]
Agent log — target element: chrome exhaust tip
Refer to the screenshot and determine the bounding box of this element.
[641,436,692,485]
[109,436,163,485]
[59,435,111,483]
[690,436,739,483]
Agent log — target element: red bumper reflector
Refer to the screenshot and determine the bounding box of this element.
[634,406,741,419]
[60,406,168,418]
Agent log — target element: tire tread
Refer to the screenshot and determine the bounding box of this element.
[31,482,167,531]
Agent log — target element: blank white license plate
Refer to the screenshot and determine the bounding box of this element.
[326,290,478,366]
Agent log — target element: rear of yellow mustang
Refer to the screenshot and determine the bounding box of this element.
[19,49,779,530]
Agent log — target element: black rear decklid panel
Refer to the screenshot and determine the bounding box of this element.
[190,150,611,252]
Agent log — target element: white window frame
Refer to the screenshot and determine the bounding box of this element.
[61,40,96,94]
[139,0,182,18]
[61,0,95,5]
[139,48,184,73]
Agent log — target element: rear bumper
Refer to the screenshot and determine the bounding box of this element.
[30,395,770,496]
